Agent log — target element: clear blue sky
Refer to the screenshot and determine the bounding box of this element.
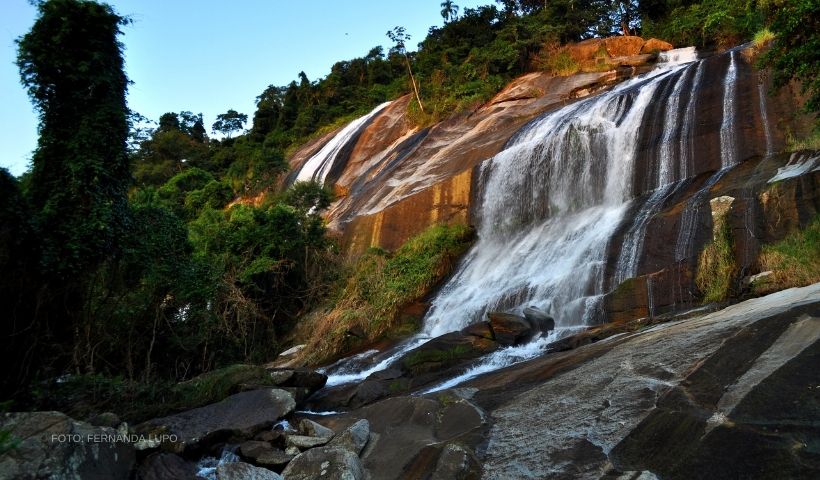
[1,0,487,176]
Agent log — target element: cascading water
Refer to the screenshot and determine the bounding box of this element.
[720,51,739,167]
[322,47,760,391]
[679,61,705,178]
[758,78,774,157]
[424,49,699,338]
[295,101,391,184]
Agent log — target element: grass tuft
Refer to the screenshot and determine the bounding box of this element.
[696,211,738,303]
[754,216,820,294]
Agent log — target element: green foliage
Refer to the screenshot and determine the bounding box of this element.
[696,211,738,303]
[17,0,131,279]
[644,0,764,48]
[760,0,820,115]
[752,27,776,47]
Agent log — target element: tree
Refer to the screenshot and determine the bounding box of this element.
[387,26,425,113]
[212,109,248,138]
[441,1,460,22]
[17,0,131,278]
[15,0,132,373]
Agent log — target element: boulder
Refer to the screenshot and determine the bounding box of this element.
[253,429,286,448]
[431,443,482,480]
[87,411,122,428]
[239,440,293,468]
[0,411,135,480]
[266,367,327,393]
[523,306,556,333]
[137,452,198,480]
[401,331,498,376]
[605,36,645,57]
[287,434,330,449]
[328,419,370,455]
[487,312,534,345]
[281,446,366,480]
[135,388,295,453]
[216,461,282,480]
[298,418,334,439]
[460,321,495,340]
[641,38,674,53]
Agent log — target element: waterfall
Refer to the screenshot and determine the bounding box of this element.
[758,78,774,156]
[679,61,705,179]
[422,53,699,338]
[295,102,391,184]
[720,51,739,167]
[614,183,677,284]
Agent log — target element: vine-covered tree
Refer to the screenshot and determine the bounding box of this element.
[13,0,132,377]
[17,0,131,279]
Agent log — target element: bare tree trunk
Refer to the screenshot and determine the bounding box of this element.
[404,55,425,113]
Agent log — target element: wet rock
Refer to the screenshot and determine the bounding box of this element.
[216,461,282,480]
[281,446,366,480]
[523,306,555,333]
[0,411,135,480]
[641,38,674,53]
[400,331,498,376]
[328,419,370,455]
[287,434,330,449]
[298,418,334,439]
[137,452,198,480]
[135,388,295,453]
[460,321,495,340]
[486,312,534,345]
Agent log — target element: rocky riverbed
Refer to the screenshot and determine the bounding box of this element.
[2,283,818,479]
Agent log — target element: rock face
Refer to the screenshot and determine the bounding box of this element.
[0,411,135,479]
[136,388,295,453]
[473,283,820,479]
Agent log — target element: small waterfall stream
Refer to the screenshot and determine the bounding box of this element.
[295,101,391,184]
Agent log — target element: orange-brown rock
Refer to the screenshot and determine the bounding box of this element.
[641,38,674,53]
[604,35,645,56]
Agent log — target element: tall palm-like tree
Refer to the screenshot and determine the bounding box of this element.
[440,0,459,23]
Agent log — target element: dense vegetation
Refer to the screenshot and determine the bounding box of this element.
[0,0,817,415]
